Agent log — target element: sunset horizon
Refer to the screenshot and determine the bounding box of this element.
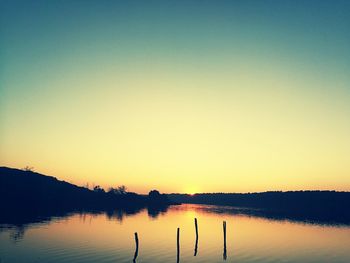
[1,1,350,194]
[1,1,350,262]
[2,165,349,195]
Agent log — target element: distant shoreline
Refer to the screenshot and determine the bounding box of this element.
[1,166,350,226]
[167,191,350,225]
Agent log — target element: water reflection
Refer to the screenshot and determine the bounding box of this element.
[8,226,25,243]
[186,204,350,227]
[147,205,169,219]
[0,205,170,243]
[2,202,350,244]
[1,204,350,263]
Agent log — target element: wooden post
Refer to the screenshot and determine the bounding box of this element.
[133,232,139,262]
[223,221,227,260]
[177,227,180,263]
[194,218,198,256]
[223,221,226,247]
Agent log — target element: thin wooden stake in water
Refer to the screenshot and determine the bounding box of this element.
[133,232,139,262]
[177,227,180,263]
[223,221,227,260]
[194,218,198,256]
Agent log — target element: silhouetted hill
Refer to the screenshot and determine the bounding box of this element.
[167,191,350,224]
[0,167,170,218]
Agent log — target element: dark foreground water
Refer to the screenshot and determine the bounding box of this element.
[1,204,350,263]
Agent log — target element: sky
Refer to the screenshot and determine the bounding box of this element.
[1,0,350,194]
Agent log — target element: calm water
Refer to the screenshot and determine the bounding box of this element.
[1,204,350,263]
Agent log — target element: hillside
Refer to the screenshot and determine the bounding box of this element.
[0,167,147,212]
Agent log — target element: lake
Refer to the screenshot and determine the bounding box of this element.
[1,204,350,263]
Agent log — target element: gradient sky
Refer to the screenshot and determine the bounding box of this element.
[1,0,350,193]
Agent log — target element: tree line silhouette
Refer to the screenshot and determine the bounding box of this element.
[2,166,350,226]
[0,167,172,221]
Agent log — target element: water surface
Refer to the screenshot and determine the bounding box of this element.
[1,204,350,262]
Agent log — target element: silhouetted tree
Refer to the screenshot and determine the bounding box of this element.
[93,185,105,193]
[117,185,127,194]
[108,185,127,195]
[148,190,170,206]
[149,190,160,198]
[22,166,34,172]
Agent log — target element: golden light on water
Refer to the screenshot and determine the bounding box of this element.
[36,205,350,262]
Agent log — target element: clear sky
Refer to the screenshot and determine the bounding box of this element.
[1,0,350,194]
